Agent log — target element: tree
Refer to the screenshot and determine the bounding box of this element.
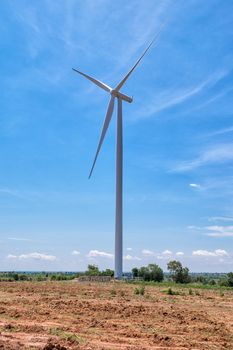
[132,267,139,278]
[132,264,164,282]
[227,272,233,287]
[147,264,164,282]
[167,260,190,284]
[86,264,100,276]
[102,268,114,277]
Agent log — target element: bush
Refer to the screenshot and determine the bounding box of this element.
[188,288,193,295]
[220,290,224,297]
[218,278,228,287]
[110,289,116,297]
[134,286,145,295]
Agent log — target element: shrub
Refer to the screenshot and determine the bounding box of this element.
[110,289,116,297]
[134,286,145,295]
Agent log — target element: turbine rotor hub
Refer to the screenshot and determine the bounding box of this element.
[111,90,133,103]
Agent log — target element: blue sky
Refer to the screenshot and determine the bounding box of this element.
[0,0,233,272]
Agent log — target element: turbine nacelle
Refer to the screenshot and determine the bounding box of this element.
[111,89,133,103]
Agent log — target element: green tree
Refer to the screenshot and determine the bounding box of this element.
[102,268,114,277]
[86,264,100,276]
[227,272,233,287]
[167,260,190,284]
[148,264,164,282]
[132,267,139,278]
[134,264,164,282]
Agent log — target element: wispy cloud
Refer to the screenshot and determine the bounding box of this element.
[86,250,113,259]
[135,70,228,120]
[192,249,228,257]
[173,143,233,172]
[206,125,233,137]
[8,237,32,242]
[208,216,233,222]
[176,251,184,256]
[0,188,23,198]
[188,223,233,237]
[206,225,233,237]
[193,87,233,114]
[7,252,57,261]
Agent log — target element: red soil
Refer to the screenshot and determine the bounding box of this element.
[0,281,232,349]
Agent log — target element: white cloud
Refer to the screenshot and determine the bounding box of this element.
[7,254,18,259]
[189,183,201,189]
[157,250,173,260]
[86,250,113,259]
[71,250,80,255]
[206,225,233,237]
[192,249,228,257]
[124,255,141,261]
[126,247,132,251]
[162,250,172,255]
[7,252,57,261]
[176,251,184,256]
[142,249,155,256]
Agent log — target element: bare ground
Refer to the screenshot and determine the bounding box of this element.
[0,281,232,349]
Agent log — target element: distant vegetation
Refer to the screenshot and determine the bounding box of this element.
[132,264,164,282]
[131,260,233,288]
[85,264,114,277]
[0,271,78,282]
[0,261,232,288]
[0,265,114,282]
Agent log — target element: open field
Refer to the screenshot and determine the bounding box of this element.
[0,281,232,349]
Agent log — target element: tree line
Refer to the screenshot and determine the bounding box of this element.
[1,262,233,287]
[132,260,233,287]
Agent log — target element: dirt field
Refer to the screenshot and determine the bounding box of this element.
[0,281,232,350]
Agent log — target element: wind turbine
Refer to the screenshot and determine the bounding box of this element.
[73,31,162,279]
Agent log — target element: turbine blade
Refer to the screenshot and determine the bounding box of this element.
[89,95,115,178]
[72,68,112,93]
[115,24,165,92]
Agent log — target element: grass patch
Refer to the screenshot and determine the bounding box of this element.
[219,290,224,297]
[164,287,180,296]
[110,289,116,297]
[134,285,145,295]
[126,280,232,291]
[49,328,85,343]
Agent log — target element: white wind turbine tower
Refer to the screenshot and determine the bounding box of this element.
[73,30,162,279]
